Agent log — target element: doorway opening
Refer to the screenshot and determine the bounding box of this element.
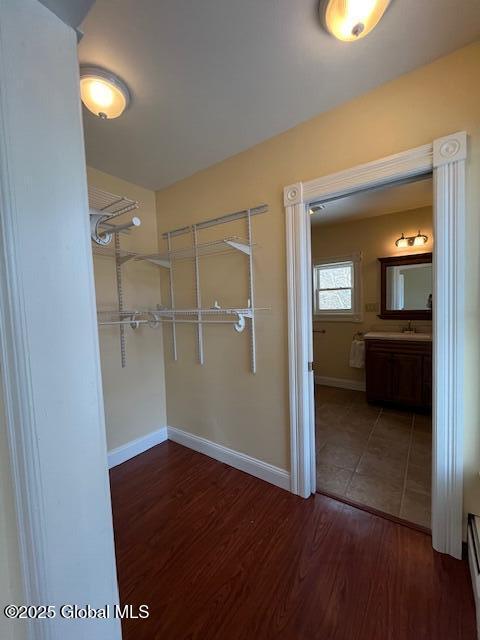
[311,176,433,529]
[284,133,466,558]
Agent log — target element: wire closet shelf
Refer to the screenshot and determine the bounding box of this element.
[91,192,269,373]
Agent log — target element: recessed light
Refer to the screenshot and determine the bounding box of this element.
[80,66,131,119]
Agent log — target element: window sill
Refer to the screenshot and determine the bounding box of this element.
[313,313,364,323]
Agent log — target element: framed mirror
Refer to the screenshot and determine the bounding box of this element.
[378,252,432,320]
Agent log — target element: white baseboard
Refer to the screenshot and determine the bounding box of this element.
[315,375,365,392]
[107,425,290,493]
[108,427,168,469]
[167,426,290,491]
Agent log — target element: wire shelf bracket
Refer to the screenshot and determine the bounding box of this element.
[89,185,143,367]
[93,198,269,372]
[88,185,140,246]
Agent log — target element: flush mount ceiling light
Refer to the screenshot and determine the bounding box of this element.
[395,231,428,249]
[80,66,130,119]
[320,0,391,42]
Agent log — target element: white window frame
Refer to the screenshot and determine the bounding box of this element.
[313,252,363,322]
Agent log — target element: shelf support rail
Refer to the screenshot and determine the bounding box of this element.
[192,224,204,365]
[114,232,127,368]
[247,208,256,374]
[166,232,177,361]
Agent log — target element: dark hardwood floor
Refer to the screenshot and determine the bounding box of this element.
[110,441,476,640]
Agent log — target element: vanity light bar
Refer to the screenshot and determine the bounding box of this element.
[395,231,428,248]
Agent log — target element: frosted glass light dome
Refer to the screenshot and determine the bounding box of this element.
[321,0,391,42]
[80,66,130,119]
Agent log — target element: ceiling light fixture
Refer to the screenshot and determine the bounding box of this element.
[320,0,391,42]
[80,66,131,119]
[395,231,428,249]
[309,203,327,215]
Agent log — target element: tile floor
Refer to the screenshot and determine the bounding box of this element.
[315,385,432,529]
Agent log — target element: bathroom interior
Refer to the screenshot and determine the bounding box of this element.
[311,175,433,530]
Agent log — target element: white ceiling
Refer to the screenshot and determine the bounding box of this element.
[79,1,480,191]
[40,0,94,29]
[310,176,433,225]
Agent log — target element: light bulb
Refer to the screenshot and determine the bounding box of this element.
[413,232,428,246]
[395,234,408,249]
[89,80,114,108]
[321,0,391,42]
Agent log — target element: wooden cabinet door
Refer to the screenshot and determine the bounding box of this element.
[423,355,432,408]
[391,353,423,406]
[366,349,393,402]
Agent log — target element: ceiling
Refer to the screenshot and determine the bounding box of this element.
[79,1,480,191]
[40,0,95,29]
[310,176,433,225]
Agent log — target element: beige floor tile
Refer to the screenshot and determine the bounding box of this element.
[316,462,352,496]
[329,388,356,403]
[348,390,370,405]
[316,402,350,427]
[366,433,410,458]
[335,418,373,439]
[405,463,431,495]
[317,442,363,471]
[413,413,432,433]
[412,429,432,447]
[400,489,431,529]
[323,428,370,450]
[314,386,432,527]
[409,440,431,467]
[381,408,414,425]
[342,406,380,433]
[356,451,406,485]
[372,421,411,446]
[345,472,403,516]
[314,385,335,399]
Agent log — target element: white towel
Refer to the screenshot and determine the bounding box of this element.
[349,339,365,369]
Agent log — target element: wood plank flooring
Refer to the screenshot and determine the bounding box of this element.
[110,441,476,640]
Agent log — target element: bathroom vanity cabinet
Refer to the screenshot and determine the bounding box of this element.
[365,334,432,411]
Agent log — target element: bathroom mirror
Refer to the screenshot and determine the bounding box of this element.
[378,253,432,320]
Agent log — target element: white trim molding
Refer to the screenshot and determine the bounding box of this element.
[0,1,122,637]
[431,132,466,559]
[285,132,467,558]
[168,427,290,491]
[108,428,168,469]
[315,376,366,392]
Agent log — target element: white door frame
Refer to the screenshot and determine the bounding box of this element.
[284,132,467,559]
[0,1,121,637]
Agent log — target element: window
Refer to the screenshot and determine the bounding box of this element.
[313,253,362,321]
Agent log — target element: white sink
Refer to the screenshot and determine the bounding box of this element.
[364,331,432,342]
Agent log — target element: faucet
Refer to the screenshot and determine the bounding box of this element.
[402,320,416,333]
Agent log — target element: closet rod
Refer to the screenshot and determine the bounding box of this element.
[99,216,141,237]
[162,203,268,239]
[99,319,240,327]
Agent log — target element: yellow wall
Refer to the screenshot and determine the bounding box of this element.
[156,41,480,519]
[311,206,433,383]
[88,167,167,451]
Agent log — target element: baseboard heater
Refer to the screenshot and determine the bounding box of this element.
[468,513,480,639]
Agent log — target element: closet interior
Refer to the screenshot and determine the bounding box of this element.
[89,185,268,372]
